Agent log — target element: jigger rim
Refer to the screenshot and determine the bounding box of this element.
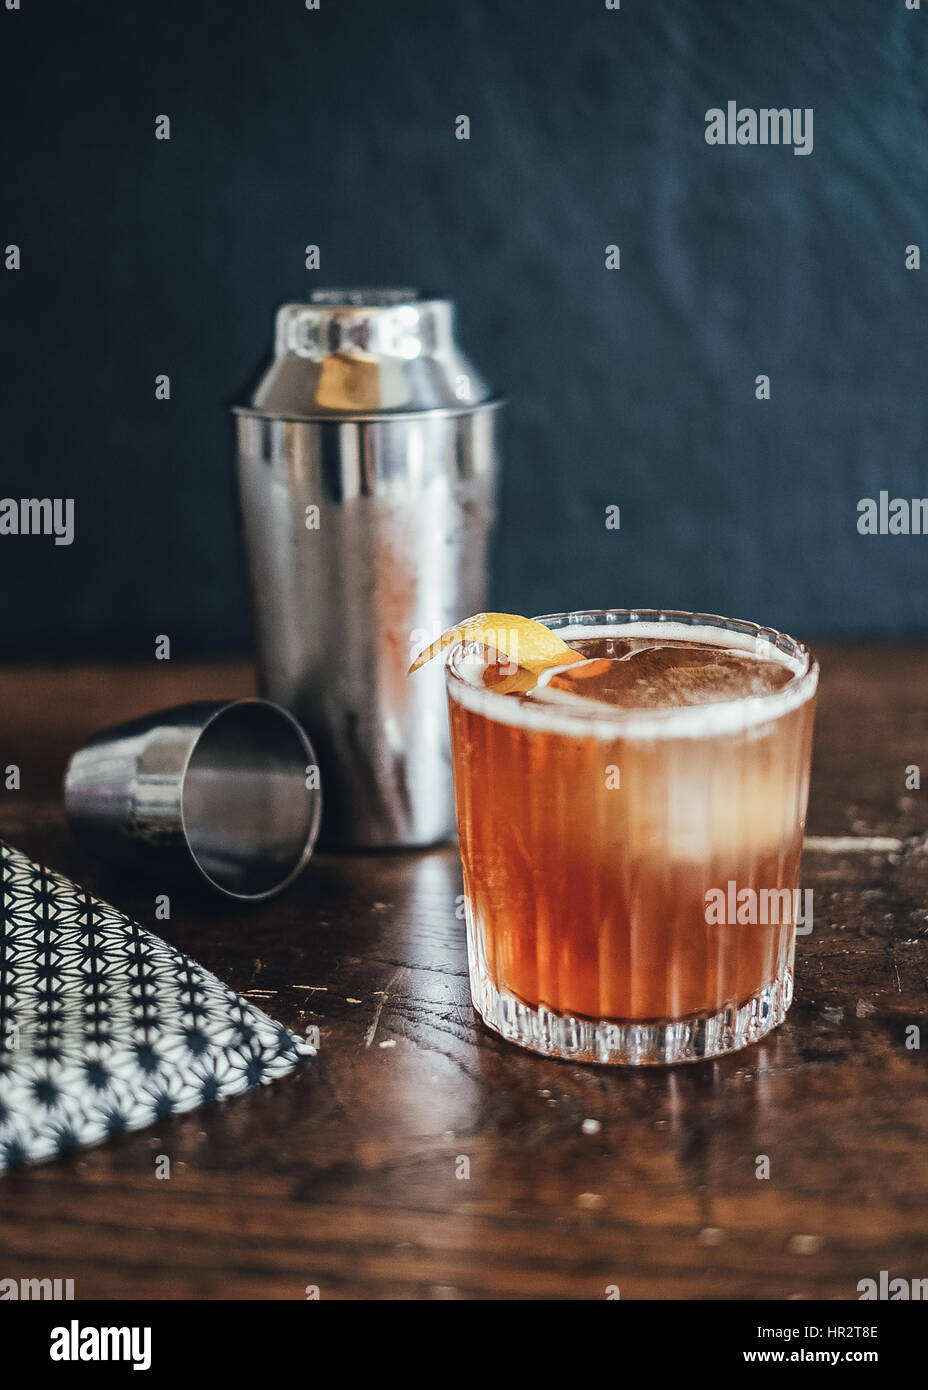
[179,698,322,902]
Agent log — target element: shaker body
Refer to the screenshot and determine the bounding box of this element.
[235,404,499,848]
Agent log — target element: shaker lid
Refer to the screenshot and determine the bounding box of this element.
[239,289,499,420]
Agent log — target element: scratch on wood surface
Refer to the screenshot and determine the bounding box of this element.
[364,969,403,1048]
[804,836,905,853]
[446,981,467,1029]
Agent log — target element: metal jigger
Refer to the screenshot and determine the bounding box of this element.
[64,700,322,901]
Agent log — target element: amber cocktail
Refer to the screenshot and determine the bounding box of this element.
[445,610,818,1064]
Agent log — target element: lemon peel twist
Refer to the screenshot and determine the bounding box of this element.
[409,612,585,692]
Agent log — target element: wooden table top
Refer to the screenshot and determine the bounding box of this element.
[0,651,926,1300]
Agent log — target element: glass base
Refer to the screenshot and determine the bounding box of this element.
[470,966,793,1066]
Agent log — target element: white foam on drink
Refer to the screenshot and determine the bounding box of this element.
[446,620,817,742]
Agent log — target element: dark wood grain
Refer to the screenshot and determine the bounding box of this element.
[0,650,926,1300]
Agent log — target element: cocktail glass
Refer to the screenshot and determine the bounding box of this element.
[445,609,818,1064]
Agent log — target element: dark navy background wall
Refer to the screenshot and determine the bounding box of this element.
[1,0,926,657]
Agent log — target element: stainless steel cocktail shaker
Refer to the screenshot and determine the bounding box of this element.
[233,290,501,848]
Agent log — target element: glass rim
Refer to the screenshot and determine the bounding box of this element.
[444,608,819,740]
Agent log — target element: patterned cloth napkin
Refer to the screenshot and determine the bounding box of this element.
[0,840,314,1169]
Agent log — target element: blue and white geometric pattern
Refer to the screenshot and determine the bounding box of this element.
[0,840,314,1169]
